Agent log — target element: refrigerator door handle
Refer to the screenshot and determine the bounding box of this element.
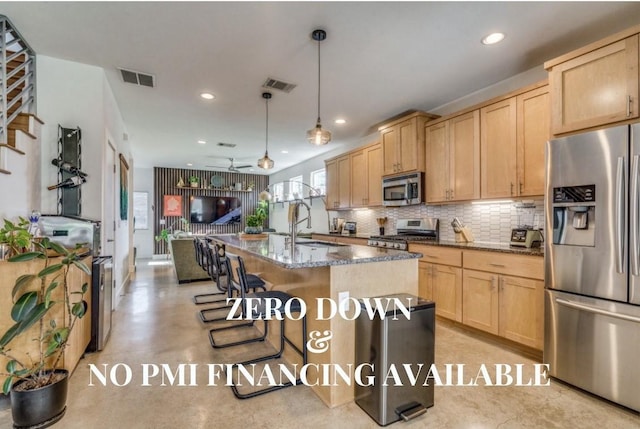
[632,155,640,276]
[555,298,640,324]
[616,157,625,274]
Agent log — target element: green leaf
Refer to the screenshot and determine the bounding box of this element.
[2,376,13,395]
[11,291,37,322]
[11,274,36,300]
[81,282,89,293]
[47,241,68,255]
[72,260,91,275]
[50,319,57,328]
[37,263,63,278]
[11,303,50,336]
[8,251,42,262]
[44,281,59,307]
[72,301,88,318]
[6,359,17,374]
[0,322,22,348]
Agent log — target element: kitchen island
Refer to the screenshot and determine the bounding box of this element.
[209,233,421,407]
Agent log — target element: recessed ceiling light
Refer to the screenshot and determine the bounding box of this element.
[335,119,346,124]
[200,92,215,100]
[481,32,505,45]
[197,140,206,144]
[281,150,289,154]
[187,163,193,166]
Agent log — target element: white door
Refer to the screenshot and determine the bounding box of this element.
[104,140,117,309]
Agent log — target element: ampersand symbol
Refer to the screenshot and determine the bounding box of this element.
[306,330,333,354]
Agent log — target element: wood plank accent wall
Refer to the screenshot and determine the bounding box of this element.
[153,167,268,254]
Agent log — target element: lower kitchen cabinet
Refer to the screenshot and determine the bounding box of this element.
[412,244,463,322]
[463,250,544,350]
[462,270,499,334]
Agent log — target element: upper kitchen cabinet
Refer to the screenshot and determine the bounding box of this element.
[350,142,383,207]
[481,98,517,199]
[325,155,351,210]
[379,111,439,175]
[480,84,549,199]
[545,30,639,135]
[425,111,480,203]
[516,86,550,197]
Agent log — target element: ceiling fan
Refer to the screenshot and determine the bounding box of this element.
[205,157,252,172]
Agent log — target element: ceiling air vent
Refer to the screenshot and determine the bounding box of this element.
[262,77,296,93]
[118,68,156,88]
[217,142,236,148]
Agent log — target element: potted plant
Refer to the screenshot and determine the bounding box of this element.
[189,176,199,188]
[0,217,32,259]
[245,200,268,234]
[0,221,89,429]
[154,218,190,243]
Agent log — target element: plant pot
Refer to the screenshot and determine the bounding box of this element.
[190,182,199,188]
[10,369,69,429]
[244,226,263,234]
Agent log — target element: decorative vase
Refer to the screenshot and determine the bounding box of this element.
[177,177,185,187]
[190,182,198,188]
[244,226,263,234]
[11,369,69,429]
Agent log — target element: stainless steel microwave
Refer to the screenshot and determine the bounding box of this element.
[382,172,423,206]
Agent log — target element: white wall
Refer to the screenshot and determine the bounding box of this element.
[133,167,154,258]
[36,55,132,307]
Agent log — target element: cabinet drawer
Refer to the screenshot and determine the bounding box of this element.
[463,250,543,280]
[409,244,462,267]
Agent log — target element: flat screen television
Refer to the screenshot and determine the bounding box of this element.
[189,196,242,224]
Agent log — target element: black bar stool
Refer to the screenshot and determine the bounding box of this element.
[193,238,227,305]
[220,253,308,399]
[201,243,267,324]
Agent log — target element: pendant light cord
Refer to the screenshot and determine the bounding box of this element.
[265,96,269,153]
[316,36,321,124]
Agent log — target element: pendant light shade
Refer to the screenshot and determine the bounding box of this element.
[257,92,275,170]
[307,29,331,146]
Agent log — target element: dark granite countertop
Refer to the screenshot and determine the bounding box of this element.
[408,240,544,257]
[208,234,421,269]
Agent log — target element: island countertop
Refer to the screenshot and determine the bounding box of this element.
[209,233,421,269]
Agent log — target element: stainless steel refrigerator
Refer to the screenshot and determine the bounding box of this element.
[545,124,640,412]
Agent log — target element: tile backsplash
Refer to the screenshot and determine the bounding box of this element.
[329,199,545,244]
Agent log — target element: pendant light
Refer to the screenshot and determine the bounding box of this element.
[257,92,275,169]
[307,29,331,146]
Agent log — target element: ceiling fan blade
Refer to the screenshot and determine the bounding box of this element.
[235,164,252,169]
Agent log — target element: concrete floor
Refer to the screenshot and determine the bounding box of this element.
[1,259,639,428]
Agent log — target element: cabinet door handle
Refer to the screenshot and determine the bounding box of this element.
[499,277,504,292]
[450,189,454,200]
[519,182,523,194]
[489,263,506,267]
[491,276,497,291]
[445,189,449,200]
[510,182,514,195]
[628,95,633,117]
[424,254,439,259]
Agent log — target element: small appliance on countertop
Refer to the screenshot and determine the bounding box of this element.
[510,228,543,248]
[341,221,357,236]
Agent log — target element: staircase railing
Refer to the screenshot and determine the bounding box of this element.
[0,15,36,145]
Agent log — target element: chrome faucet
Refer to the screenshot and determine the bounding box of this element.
[290,200,312,245]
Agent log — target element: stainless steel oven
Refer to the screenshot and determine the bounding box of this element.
[382,172,423,206]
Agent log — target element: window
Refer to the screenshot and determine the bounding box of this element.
[133,191,149,229]
[271,182,284,202]
[310,168,326,196]
[289,175,303,200]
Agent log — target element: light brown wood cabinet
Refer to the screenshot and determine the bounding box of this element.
[0,256,92,386]
[411,244,463,322]
[425,111,480,203]
[546,33,639,135]
[480,86,549,199]
[462,250,544,350]
[380,112,438,175]
[350,143,382,207]
[325,155,351,209]
[481,98,518,198]
[516,86,549,197]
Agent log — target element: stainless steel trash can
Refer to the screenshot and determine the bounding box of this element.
[355,293,435,426]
